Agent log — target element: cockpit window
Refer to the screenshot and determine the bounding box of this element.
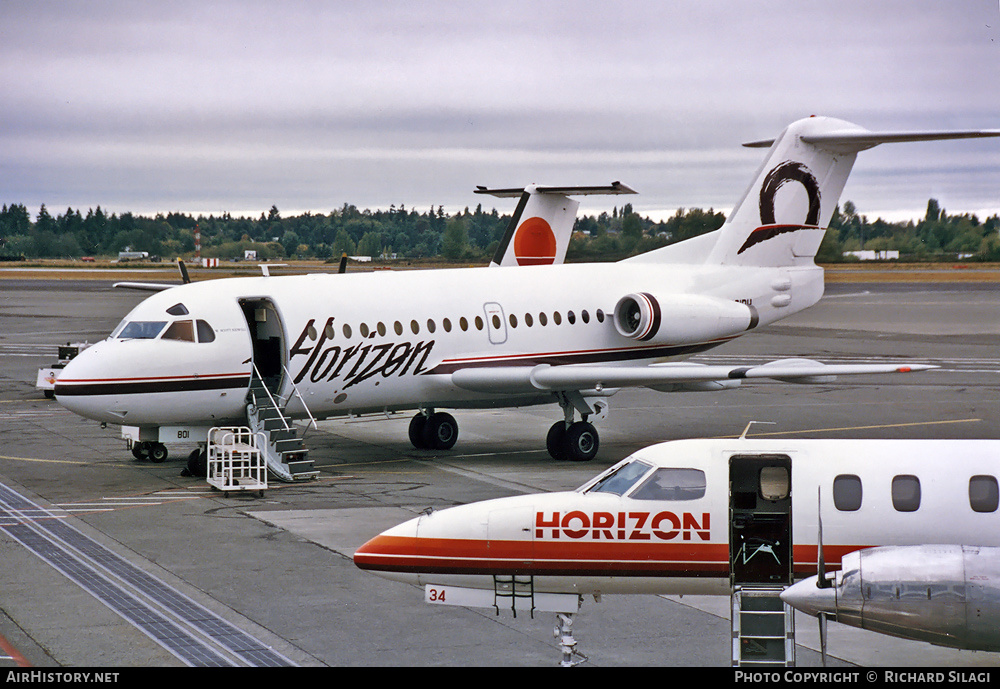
[630,468,707,501]
[166,303,189,316]
[585,459,653,496]
[117,321,167,339]
[196,320,216,343]
[161,320,195,342]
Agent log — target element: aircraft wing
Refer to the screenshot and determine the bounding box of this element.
[450,358,936,394]
[112,281,180,292]
[113,259,192,291]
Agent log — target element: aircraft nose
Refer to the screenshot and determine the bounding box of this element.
[53,341,117,422]
[353,516,421,574]
[780,576,837,618]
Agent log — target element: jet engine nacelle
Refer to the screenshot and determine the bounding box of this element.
[612,292,758,346]
[784,545,1000,652]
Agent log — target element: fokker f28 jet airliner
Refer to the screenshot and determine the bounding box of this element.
[54,117,997,480]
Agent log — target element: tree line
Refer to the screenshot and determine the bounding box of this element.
[0,198,997,263]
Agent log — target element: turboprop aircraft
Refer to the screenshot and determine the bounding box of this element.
[353,437,1000,665]
[53,116,997,481]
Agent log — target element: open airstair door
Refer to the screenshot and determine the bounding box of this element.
[730,453,793,584]
[729,453,795,667]
[239,298,286,395]
[238,297,318,483]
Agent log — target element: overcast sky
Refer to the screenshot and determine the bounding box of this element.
[2,1,999,223]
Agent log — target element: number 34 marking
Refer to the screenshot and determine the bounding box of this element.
[426,587,446,603]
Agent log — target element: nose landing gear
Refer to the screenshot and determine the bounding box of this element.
[130,441,169,463]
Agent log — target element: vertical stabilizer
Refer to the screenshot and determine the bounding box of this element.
[705,116,1000,267]
[706,116,861,267]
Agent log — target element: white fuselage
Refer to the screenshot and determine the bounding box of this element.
[353,438,1000,596]
[54,260,823,429]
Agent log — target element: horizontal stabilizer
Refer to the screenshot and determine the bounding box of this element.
[451,359,935,394]
[744,128,1000,152]
[485,182,636,267]
[475,182,636,198]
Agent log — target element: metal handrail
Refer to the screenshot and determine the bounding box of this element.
[249,362,290,432]
[282,363,319,437]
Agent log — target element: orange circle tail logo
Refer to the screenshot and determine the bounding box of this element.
[513,217,557,266]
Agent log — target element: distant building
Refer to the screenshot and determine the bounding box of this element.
[843,250,899,261]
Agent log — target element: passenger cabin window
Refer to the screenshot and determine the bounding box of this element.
[161,319,195,342]
[891,475,921,512]
[970,475,999,513]
[586,459,652,496]
[833,474,863,511]
[117,321,167,339]
[630,468,706,501]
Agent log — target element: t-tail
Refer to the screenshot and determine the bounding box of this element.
[705,115,1000,267]
[477,182,636,266]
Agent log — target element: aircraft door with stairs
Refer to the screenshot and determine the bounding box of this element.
[239,298,285,395]
[729,453,796,666]
[238,298,318,483]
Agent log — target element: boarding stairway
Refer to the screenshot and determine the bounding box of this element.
[731,585,795,667]
[245,368,319,482]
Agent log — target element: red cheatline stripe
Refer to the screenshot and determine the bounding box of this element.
[354,537,865,576]
[56,372,249,384]
[438,338,737,366]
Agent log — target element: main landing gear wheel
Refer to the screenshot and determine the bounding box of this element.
[546,421,599,462]
[409,411,459,451]
[408,413,428,448]
[422,412,459,451]
[546,422,568,460]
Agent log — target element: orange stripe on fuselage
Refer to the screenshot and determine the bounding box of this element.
[354,536,865,577]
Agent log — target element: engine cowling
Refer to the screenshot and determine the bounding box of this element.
[612,292,758,346]
[782,545,1000,652]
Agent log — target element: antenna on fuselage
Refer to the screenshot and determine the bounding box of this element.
[738,420,775,439]
[259,264,287,277]
[338,252,348,274]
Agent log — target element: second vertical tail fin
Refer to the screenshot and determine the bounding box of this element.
[477,182,636,267]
